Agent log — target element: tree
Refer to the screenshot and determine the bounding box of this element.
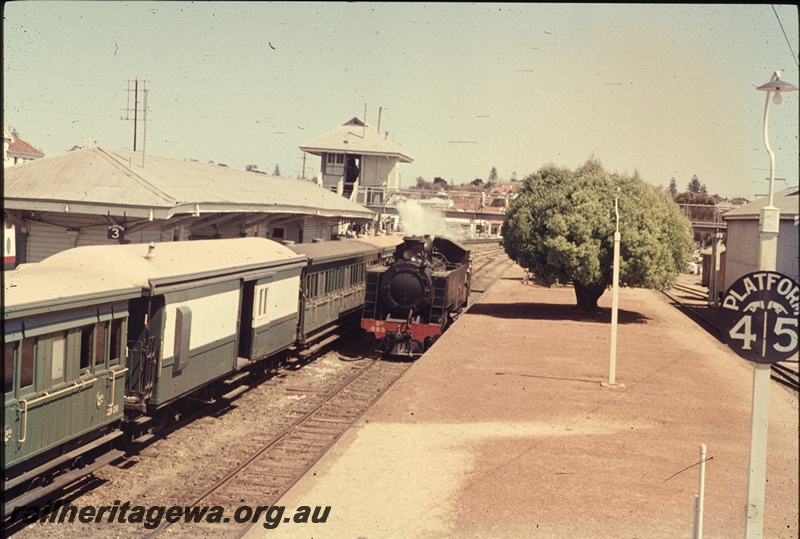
[433,177,448,190]
[687,175,707,194]
[489,167,498,183]
[414,177,434,190]
[668,177,678,198]
[674,191,717,246]
[502,159,694,311]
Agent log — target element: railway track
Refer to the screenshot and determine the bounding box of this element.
[144,357,410,538]
[662,285,799,393]
[468,248,516,305]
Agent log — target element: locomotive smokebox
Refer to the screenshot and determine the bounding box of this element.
[380,260,433,316]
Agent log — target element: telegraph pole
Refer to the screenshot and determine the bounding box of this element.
[122,78,150,152]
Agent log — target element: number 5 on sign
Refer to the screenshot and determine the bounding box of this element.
[721,272,799,364]
[773,317,798,353]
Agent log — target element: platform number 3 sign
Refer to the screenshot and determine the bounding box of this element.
[721,272,799,364]
[107,225,125,241]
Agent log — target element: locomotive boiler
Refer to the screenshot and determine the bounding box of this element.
[361,236,470,356]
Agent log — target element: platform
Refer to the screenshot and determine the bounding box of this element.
[246,265,798,538]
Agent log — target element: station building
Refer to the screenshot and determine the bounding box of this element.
[3,147,375,265]
[722,185,799,289]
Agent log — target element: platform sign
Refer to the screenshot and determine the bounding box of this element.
[107,225,125,241]
[720,271,799,364]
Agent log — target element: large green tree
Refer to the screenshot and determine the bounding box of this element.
[502,160,694,311]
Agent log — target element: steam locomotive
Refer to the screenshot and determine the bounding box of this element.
[361,236,471,356]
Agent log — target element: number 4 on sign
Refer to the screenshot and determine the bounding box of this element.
[729,315,757,350]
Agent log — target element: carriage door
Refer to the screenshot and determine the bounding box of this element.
[125,296,161,405]
[238,281,255,360]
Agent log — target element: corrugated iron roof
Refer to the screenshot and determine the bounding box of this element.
[3,147,374,219]
[300,118,413,163]
[722,186,799,220]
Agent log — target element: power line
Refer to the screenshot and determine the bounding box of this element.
[771,4,799,68]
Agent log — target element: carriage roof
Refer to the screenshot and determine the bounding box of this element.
[32,238,307,291]
[4,265,141,320]
[285,237,398,265]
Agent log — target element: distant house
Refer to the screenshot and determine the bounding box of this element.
[300,117,413,202]
[4,127,44,167]
[722,186,799,289]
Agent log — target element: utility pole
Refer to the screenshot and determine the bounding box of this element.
[122,78,150,152]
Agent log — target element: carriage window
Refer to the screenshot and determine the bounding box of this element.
[96,322,107,366]
[80,326,93,370]
[109,320,123,363]
[52,332,66,381]
[272,228,284,239]
[4,343,15,394]
[257,287,269,317]
[20,338,35,388]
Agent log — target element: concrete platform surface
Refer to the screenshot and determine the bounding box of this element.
[246,265,799,539]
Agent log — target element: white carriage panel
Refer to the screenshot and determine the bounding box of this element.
[162,289,240,360]
[253,275,300,327]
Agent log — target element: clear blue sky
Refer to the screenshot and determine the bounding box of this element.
[4,3,798,199]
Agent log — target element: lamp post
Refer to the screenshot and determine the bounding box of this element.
[744,70,797,539]
[607,188,622,387]
[755,70,797,270]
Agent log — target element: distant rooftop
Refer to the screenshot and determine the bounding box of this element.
[4,127,45,159]
[723,186,799,220]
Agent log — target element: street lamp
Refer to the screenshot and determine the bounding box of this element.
[755,70,797,271]
[744,70,797,539]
